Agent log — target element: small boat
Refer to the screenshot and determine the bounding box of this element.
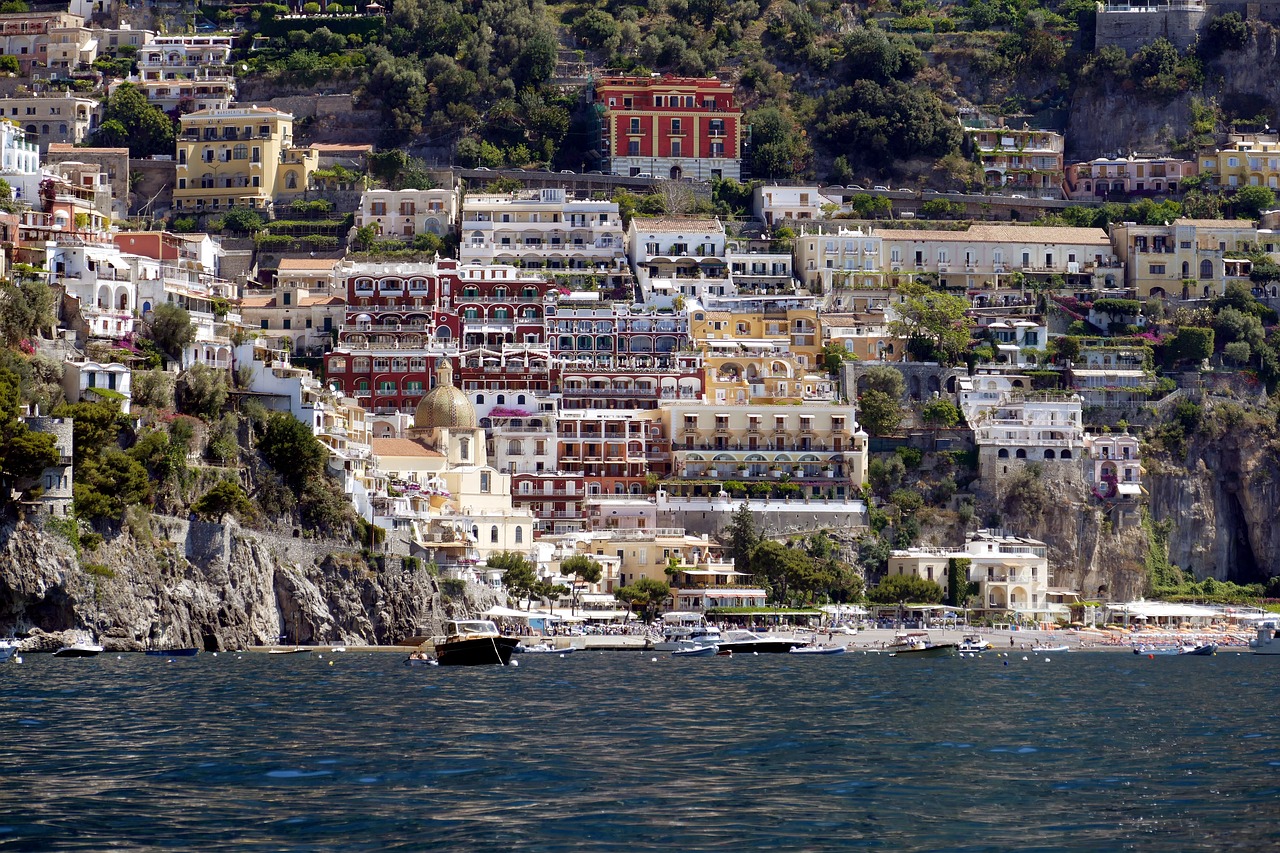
[433,620,520,667]
[714,630,801,654]
[1033,645,1070,654]
[52,643,104,658]
[789,644,847,655]
[267,647,311,655]
[1179,643,1217,656]
[1133,645,1180,656]
[405,651,437,666]
[671,645,717,657]
[0,638,19,663]
[521,643,574,654]
[958,635,993,653]
[654,613,723,652]
[875,632,957,658]
[145,648,199,657]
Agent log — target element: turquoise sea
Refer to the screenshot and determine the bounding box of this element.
[1,649,1277,851]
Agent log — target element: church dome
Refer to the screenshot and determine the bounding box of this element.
[413,358,477,431]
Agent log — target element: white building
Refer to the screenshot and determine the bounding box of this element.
[627,216,728,303]
[795,226,884,294]
[62,358,131,413]
[460,188,628,288]
[357,186,459,240]
[0,118,41,202]
[887,529,1069,620]
[727,244,794,295]
[133,35,236,112]
[752,185,843,226]
[972,390,1084,476]
[955,369,1034,423]
[49,243,137,341]
[1083,432,1142,499]
[981,318,1047,367]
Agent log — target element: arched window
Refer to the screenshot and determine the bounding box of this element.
[508,440,523,455]
[997,449,1009,459]
[472,525,479,541]
[1044,449,1056,460]
[1015,449,1027,459]
[1200,259,1213,279]
[285,171,298,189]
[496,394,505,404]
[1181,261,1189,278]
[490,525,499,543]
[475,394,484,403]
[514,527,523,544]
[459,438,470,460]
[1060,449,1072,459]
[517,395,526,404]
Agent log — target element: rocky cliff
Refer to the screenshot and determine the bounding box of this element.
[1145,408,1280,583]
[0,516,502,651]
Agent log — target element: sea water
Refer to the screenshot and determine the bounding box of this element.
[1,650,1277,850]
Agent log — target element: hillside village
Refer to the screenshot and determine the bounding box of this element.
[2,0,1280,644]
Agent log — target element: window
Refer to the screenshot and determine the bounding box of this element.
[515,527,523,544]
[629,118,641,134]
[671,118,681,133]
[459,438,470,460]
[1200,259,1213,279]
[490,525,499,543]
[480,472,491,492]
[1148,264,1165,275]
[628,140,639,156]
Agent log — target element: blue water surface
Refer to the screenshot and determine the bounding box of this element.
[1,649,1277,851]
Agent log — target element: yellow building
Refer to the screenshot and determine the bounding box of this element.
[1198,132,1280,190]
[1110,218,1257,298]
[173,106,315,213]
[658,400,868,500]
[687,300,822,368]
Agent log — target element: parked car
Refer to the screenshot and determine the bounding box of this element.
[873,185,890,191]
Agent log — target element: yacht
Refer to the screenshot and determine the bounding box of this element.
[654,622,723,652]
[714,630,801,654]
[0,638,19,663]
[1249,623,1280,655]
[433,620,521,666]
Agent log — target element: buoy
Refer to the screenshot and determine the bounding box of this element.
[1022,656,1029,661]
[329,660,334,666]
[753,651,759,656]
[117,655,122,660]
[1003,660,1008,666]
[1148,654,1154,659]
[1044,657,1051,662]
[212,653,217,657]
[510,659,518,667]
[651,657,658,662]
[14,656,21,664]
[559,653,565,658]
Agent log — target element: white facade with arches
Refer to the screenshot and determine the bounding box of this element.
[358,187,459,241]
[973,390,1085,477]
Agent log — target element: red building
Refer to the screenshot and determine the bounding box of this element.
[594,75,742,181]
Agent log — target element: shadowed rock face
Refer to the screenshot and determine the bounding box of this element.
[0,517,503,652]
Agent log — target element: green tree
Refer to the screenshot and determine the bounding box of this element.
[821,342,847,377]
[860,365,906,399]
[946,558,977,607]
[53,398,121,466]
[490,551,538,608]
[725,502,760,570]
[841,27,924,84]
[889,281,975,364]
[858,390,903,437]
[1231,185,1275,219]
[260,412,327,491]
[747,105,811,179]
[0,367,56,503]
[750,539,826,606]
[572,9,619,50]
[614,576,670,623]
[175,364,228,421]
[920,198,964,219]
[561,554,603,614]
[921,398,961,428]
[91,83,174,158]
[145,303,195,364]
[221,207,265,234]
[867,573,944,605]
[0,272,54,347]
[192,479,253,522]
[75,448,152,520]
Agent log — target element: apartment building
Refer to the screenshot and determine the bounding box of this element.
[1109,218,1258,298]
[728,244,794,295]
[821,313,905,363]
[887,530,1062,619]
[460,188,627,289]
[627,216,728,299]
[556,408,663,496]
[44,24,98,73]
[0,94,99,150]
[45,144,128,216]
[964,120,1065,197]
[357,187,458,239]
[659,401,869,500]
[687,297,822,369]
[1083,433,1142,498]
[1197,132,1280,189]
[173,106,312,212]
[594,74,742,180]
[0,118,40,202]
[972,391,1084,477]
[795,225,885,292]
[0,11,82,75]
[881,224,1121,291]
[752,185,842,226]
[133,35,236,113]
[1064,155,1196,199]
[1069,342,1155,409]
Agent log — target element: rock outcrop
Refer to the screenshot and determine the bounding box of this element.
[0,516,502,651]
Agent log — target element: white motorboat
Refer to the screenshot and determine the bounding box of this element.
[1249,623,1280,655]
[671,645,717,657]
[1033,645,1070,654]
[0,638,19,663]
[789,644,846,655]
[653,612,723,652]
[957,635,993,653]
[521,643,574,654]
[52,642,104,658]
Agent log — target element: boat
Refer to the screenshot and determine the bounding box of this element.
[0,638,19,663]
[1179,643,1217,656]
[1249,623,1280,655]
[267,647,311,655]
[521,643,574,654]
[878,632,957,658]
[1033,645,1070,654]
[957,635,993,653]
[145,648,199,657]
[1132,645,1182,656]
[433,620,520,667]
[405,651,437,666]
[789,644,847,655]
[714,630,801,654]
[653,613,723,652]
[671,645,717,657]
[52,643,104,658]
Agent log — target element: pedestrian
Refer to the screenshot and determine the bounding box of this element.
[1010,636,1014,647]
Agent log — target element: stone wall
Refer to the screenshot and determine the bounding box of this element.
[129,158,176,217]
[1095,6,1208,53]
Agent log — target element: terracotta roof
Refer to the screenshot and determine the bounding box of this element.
[311,143,373,153]
[47,143,128,155]
[372,438,443,458]
[1173,218,1256,228]
[883,225,1109,245]
[277,257,341,271]
[632,217,723,233]
[240,294,345,309]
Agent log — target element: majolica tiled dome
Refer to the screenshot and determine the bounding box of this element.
[413,359,477,431]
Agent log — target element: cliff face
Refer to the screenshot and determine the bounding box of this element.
[0,517,502,651]
[1146,420,1280,583]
